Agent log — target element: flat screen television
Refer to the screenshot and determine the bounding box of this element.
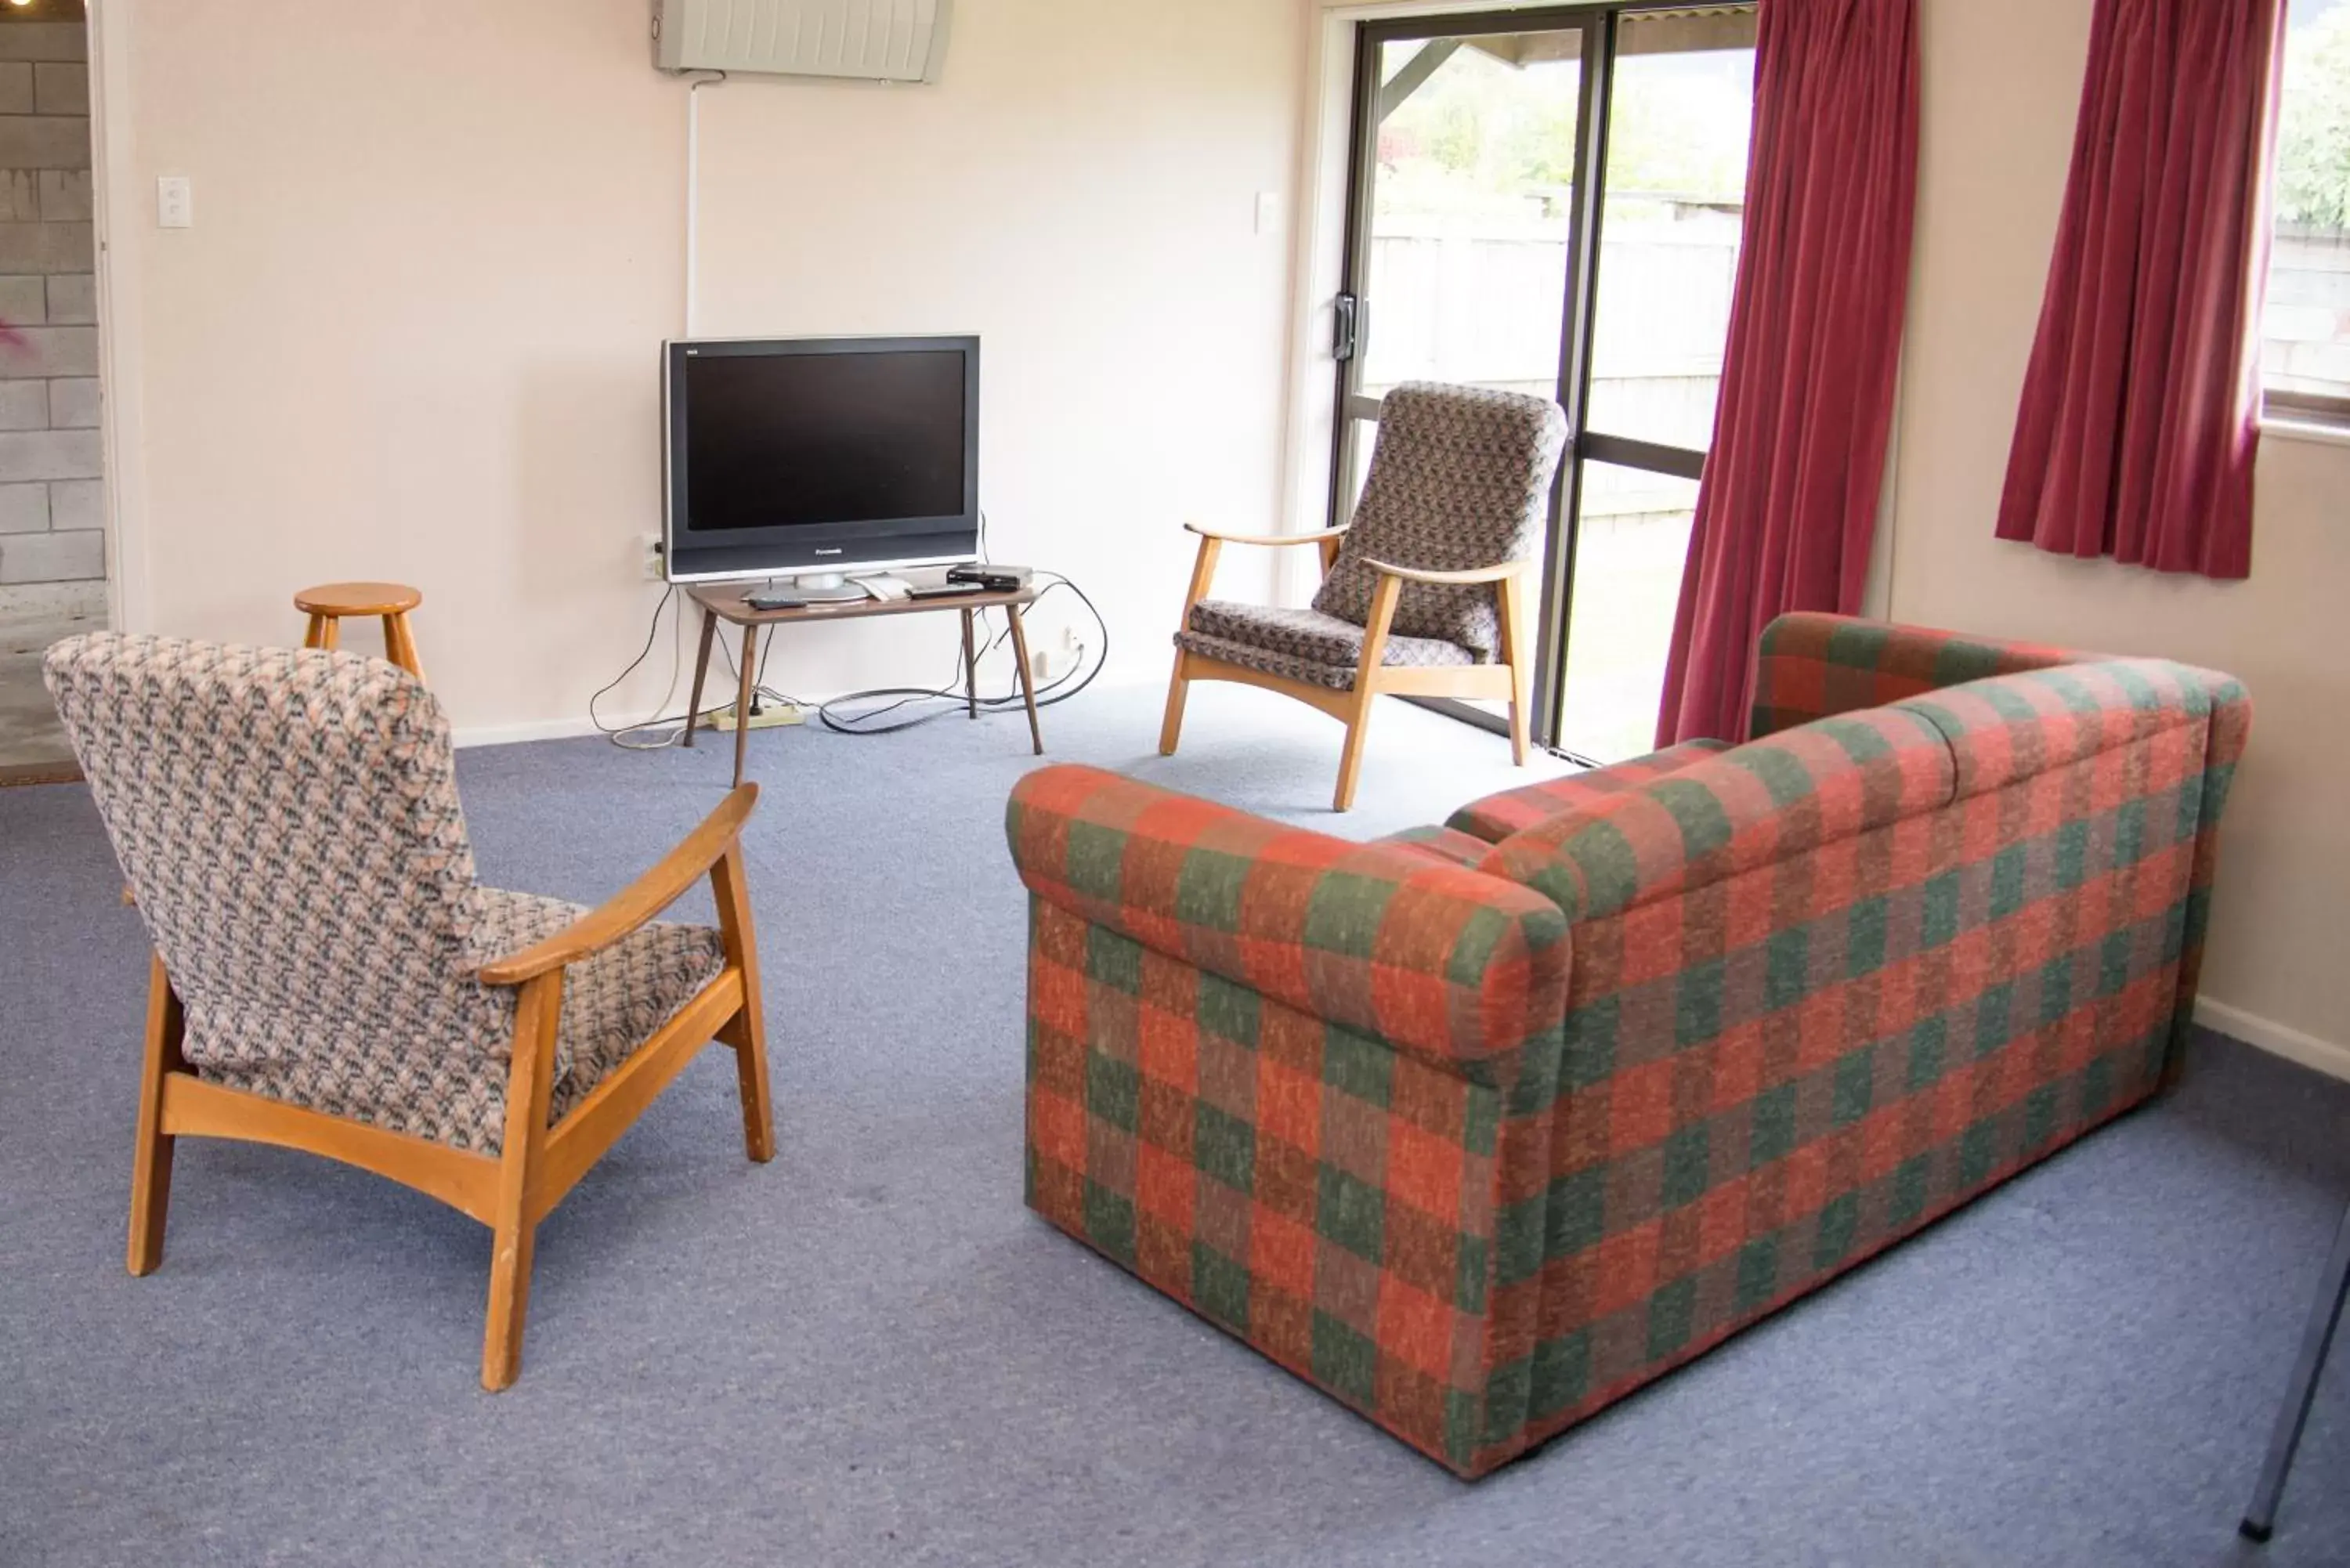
[662,334,981,584]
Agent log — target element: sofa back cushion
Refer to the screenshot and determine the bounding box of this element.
[1893,657,2241,800]
[1480,710,1955,925]
[1749,612,2086,741]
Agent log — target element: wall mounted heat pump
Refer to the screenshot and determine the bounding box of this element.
[655,0,953,83]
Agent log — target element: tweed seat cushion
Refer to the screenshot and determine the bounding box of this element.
[1177,600,1475,692]
[472,890,728,1132]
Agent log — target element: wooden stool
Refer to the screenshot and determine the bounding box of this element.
[295,582,426,681]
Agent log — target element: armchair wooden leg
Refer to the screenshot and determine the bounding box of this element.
[483,974,560,1392]
[1498,568,1532,768]
[1333,573,1403,813]
[711,842,775,1164]
[482,1210,538,1393]
[128,954,185,1277]
[1159,653,1191,757]
[1333,701,1376,813]
[1163,533,1221,758]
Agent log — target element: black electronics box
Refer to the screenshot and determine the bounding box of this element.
[946,564,1032,592]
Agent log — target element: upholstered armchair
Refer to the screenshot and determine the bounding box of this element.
[43,633,773,1390]
[1159,381,1568,811]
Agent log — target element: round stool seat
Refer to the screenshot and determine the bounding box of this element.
[294,581,422,618]
[295,581,427,682]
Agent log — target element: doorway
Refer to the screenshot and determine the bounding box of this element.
[1330,4,1756,763]
[0,0,101,786]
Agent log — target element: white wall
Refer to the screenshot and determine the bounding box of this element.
[108,0,1307,738]
[1888,0,2350,1069]
[689,0,1307,696]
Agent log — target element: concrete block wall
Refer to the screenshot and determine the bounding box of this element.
[0,13,97,591]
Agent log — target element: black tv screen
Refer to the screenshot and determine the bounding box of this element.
[663,336,980,581]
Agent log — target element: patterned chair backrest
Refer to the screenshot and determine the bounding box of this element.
[42,633,514,1075]
[1312,381,1568,661]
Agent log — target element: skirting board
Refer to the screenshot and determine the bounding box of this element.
[453,715,618,749]
[2196,996,2350,1082]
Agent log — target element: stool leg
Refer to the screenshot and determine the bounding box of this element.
[302,612,331,651]
[317,616,340,652]
[384,612,425,683]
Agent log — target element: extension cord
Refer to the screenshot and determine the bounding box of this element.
[709,702,805,732]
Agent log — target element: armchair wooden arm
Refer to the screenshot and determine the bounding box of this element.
[1358,556,1532,587]
[470,779,770,1390]
[477,783,760,985]
[1170,522,1350,640]
[1182,521,1351,548]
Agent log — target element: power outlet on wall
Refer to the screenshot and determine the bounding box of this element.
[1029,625,1084,687]
[641,536,667,582]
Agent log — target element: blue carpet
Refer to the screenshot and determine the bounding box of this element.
[2,680,2344,1566]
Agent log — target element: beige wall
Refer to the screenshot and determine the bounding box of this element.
[689,0,1304,694]
[112,0,1305,736]
[1890,0,2350,1063]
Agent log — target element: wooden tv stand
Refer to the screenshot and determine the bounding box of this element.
[682,579,1047,787]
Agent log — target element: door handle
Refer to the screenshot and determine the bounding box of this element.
[1333,293,1360,363]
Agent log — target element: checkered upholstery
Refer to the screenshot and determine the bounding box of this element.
[45,633,726,1156]
[1748,612,2087,741]
[1376,825,1499,870]
[1008,617,2249,1478]
[1447,739,1732,845]
[1006,764,1569,1081]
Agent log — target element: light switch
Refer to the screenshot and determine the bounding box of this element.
[156,175,193,229]
[1255,191,1284,237]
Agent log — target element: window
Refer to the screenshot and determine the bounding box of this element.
[1331,5,1757,764]
[2265,0,2350,425]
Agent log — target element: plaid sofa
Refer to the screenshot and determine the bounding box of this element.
[1005,614,2249,1478]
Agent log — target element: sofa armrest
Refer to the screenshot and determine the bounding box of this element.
[1749,613,2096,740]
[1005,764,1569,1078]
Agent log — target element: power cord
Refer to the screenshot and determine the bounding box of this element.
[588,586,806,750]
[814,572,1108,736]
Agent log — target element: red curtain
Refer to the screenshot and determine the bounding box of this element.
[1655,0,1921,748]
[1994,0,2284,581]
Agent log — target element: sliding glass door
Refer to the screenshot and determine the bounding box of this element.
[1332,5,1757,762]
